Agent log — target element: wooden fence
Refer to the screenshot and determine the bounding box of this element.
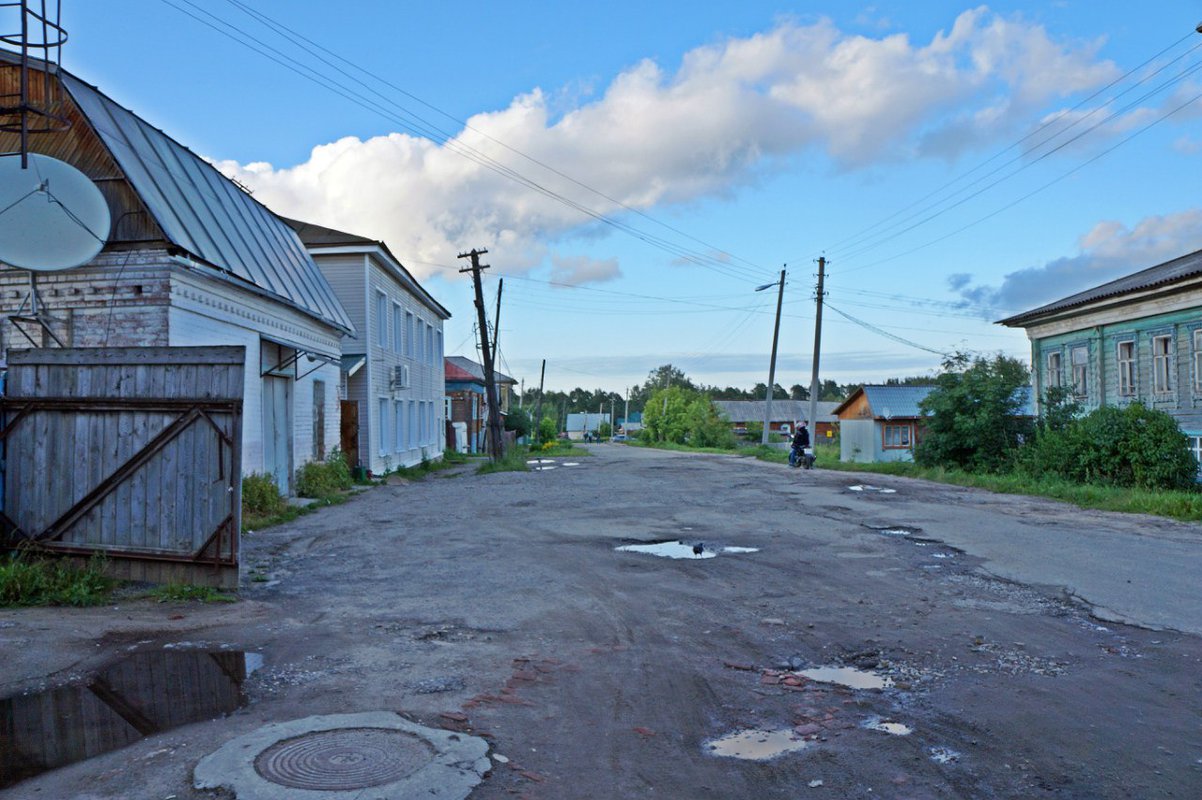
[0,347,243,587]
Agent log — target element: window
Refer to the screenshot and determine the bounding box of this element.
[1189,436,1202,480]
[313,381,326,459]
[1071,346,1088,398]
[1046,351,1062,388]
[376,292,388,348]
[1117,341,1135,396]
[883,423,912,449]
[426,324,434,365]
[392,303,403,352]
[408,399,417,448]
[436,330,443,365]
[1194,330,1202,393]
[1153,335,1173,393]
[394,400,404,452]
[378,398,389,454]
[406,312,415,358]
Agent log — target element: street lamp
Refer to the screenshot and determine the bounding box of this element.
[756,267,786,446]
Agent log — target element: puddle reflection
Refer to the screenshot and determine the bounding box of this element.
[705,729,812,760]
[862,717,912,735]
[795,666,893,690]
[1,648,257,789]
[615,541,760,560]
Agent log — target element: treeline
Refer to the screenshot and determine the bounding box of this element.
[515,363,913,418]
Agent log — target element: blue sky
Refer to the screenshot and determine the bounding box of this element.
[54,1,1202,393]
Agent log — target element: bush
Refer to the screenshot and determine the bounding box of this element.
[505,407,533,438]
[1022,402,1198,490]
[0,552,115,607]
[295,449,354,498]
[242,473,286,516]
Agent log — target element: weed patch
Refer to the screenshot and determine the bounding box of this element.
[0,552,116,607]
[146,583,237,603]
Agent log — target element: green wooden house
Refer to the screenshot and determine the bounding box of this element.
[999,247,1202,477]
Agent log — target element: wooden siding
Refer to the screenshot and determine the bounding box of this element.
[1032,305,1202,434]
[1,347,243,587]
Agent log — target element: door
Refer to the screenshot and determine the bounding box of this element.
[262,375,292,495]
[340,400,360,467]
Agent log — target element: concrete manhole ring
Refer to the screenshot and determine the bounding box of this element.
[254,727,433,790]
[195,712,490,799]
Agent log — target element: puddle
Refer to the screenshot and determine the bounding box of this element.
[930,746,961,764]
[527,459,556,464]
[615,541,760,559]
[562,462,580,467]
[848,485,897,494]
[931,552,954,559]
[705,729,813,760]
[862,717,912,736]
[1,648,259,789]
[878,529,911,537]
[795,666,893,690]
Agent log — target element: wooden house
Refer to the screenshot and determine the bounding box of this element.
[833,386,935,463]
[0,52,354,495]
[711,399,840,440]
[1000,247,1202,475]
[285,219,450,474]
[444,356,514,453]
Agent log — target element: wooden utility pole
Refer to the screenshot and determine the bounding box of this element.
[534,359,546,443]
[491,278,503,358]
[459,248,505,460]
[807,256,827,440]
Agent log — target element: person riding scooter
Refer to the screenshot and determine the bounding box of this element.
[789,421,812,468]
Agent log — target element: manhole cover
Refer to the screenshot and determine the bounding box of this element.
[254,727,433,790]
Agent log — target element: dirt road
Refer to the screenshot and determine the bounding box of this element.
[3,444,1201,798]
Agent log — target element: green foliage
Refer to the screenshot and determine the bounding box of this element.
[147,583,237,603]
[242,472,286,516]
[1021,402,1198,490]
[598,421,612,438]
[476,446,530,475]
[641,386,735,448]
[295,449,354,499]
[505,407,533,438]
[537,416,558,444]
[743,421,764,440]
[0,552,115,607]
[914,353,1033,473]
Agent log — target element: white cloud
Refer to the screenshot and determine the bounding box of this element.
[549,254,621,285]
[953,209,1202,314]
[212,8,1133,283]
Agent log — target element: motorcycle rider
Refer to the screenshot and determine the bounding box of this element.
[789,421,811,468]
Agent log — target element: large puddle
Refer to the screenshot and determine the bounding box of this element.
[795,666,893,690]
[615,541,760,559]
[1,648,259,789]
[704,728,813,760]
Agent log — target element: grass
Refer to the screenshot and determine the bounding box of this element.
[242,493,349,533]
[146,583,237,603]
[638,438,1202,521]
[0,551,116,607]
[477,446,533,475]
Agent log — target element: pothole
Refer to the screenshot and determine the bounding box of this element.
[862,717,912,736]
[615,540,760,559]
[848,485,897,494]
[2,648,259,790]
[795,665,893,690]
[704,729,813,760]
[930,746,962,764]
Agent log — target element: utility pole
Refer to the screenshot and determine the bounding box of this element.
[624,387,630,435]
[534,359,546,443]
[459,248,504,460]
[609,398,615,441]
[491,278,503,358]
[518,378,524,409]
[808,256,827,442]
[759,267,786,446]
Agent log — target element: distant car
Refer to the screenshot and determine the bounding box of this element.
[612,434,628,442]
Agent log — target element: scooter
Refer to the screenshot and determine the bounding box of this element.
[789,445,815,469]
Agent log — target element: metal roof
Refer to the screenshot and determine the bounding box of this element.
[56,70,354,334]
[711,399,840,423]
[444,355,515,385]
[999,248,1202,328]
[284,216,450,321]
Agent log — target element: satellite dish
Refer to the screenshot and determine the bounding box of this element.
[0,153,111,271]
[881,406,893,420]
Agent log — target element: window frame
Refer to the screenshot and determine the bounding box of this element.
[1071,346,1088,399]
[882,422,913,450]
[1117,340,1136,397]
[1152,334,1173,393]
[1193,329,1202,393]
[392,302,403,352]
[378,397,389,455]
[375,291,388,349]
[1045,351,1062,389]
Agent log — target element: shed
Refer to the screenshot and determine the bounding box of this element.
[833,386,935,463]
[711,399,840,440]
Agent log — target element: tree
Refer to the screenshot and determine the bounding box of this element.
[504,407,532,438]
[536,416,558,443]
[914,353,1033,473]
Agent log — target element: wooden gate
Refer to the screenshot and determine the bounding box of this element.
[0,347,244,588]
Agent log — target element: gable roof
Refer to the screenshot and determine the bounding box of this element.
[444,355,514,385]
[711,399,840,424]
[284,217,450,320]
[833,384,1035,418]
[0,51,353,334]
[998,247,1202,328]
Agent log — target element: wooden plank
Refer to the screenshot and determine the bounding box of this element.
[8,346,247,368]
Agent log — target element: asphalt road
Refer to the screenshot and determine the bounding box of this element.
[2,443,1201,799]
